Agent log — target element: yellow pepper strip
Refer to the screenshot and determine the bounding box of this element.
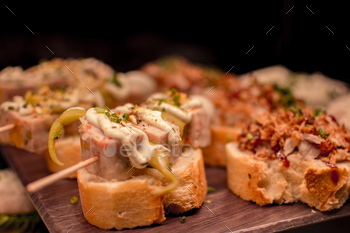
[48,107,86,166]
[149,149,179,196]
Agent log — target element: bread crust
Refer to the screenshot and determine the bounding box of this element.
[77,168,165,230]
[43,136,81,178]
[202,125,241,167]
[226,142,350,211]
[146,149,207,214]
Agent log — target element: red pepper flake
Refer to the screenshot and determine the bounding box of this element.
[99,138,106,149]
[85,125,92,130]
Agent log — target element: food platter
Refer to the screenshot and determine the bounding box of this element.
[2,145,350,233]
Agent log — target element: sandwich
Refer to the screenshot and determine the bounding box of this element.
[141,56,304,166]
[47,91,212,229]
[226,107,350,211]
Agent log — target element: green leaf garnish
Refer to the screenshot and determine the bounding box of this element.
[317,128,329,138]
[274,84,296,108]
[8,106,14,110]
[122,113,129,122]
[314,108,324,116]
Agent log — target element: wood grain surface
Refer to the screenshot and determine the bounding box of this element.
[1,145,350,233]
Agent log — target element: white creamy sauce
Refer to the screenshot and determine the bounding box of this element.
[85,108,155,169]
[103,73,131,101]
[146,92,209,123]
[0,96,33,116]
[134,107,182,144]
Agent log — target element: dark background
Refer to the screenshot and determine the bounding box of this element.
[1,1,350,83]
[1,1,350,232]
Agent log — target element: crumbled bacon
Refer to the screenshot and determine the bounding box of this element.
[238,108,350,166]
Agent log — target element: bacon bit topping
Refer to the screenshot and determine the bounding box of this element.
[238,108,350,166]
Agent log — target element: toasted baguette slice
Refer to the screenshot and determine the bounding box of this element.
[43,136,81,178]
[147,148,207,214]
[77,168,165,230]
[202,125,241,167]
[226,142,350,211]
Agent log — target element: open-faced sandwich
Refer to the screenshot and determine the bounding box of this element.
[46,90,213,229]
[141,56,306,167]
[0,63,158,177]
[226,107,350,211]
[239,65,349,109]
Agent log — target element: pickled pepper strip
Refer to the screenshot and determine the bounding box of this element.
[149,149,179,196]
[48,107,86,166]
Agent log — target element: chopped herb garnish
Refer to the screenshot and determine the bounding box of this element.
[296,116,302,121]
[305,124,309,127]
[8,106,14,110]
[171,88,177,96]
[122,113,129,122]
[95,107,105,113]
[208,187,215,193]
[158,99,165,106]
[162,108,165,112]
[247,133,254,140]
[111,73,122,87]
[248,174,251,179]
[291,107,303,115]
[192,182,197,189]
[274,84,295,108]
[22,102,28,108]
[54,131,62,140]
[153,107,159,111]
[169,163,172,171]
[180,216,186,224]
[173,94,180,102]
[153,98,168,106]
[314,108,324,116]
[105,112,121,123]
[227,136,233,142]
[317,128,330,138]
[70,196,78,204]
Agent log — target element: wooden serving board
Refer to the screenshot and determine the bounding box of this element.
[1,145,350,233]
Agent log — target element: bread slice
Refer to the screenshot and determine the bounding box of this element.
[77,148,207,230]
[147,148,207,214]
[77,168,165,230]
[43,136,81,178]
[226,142,350,211]
[202,125,241,167]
